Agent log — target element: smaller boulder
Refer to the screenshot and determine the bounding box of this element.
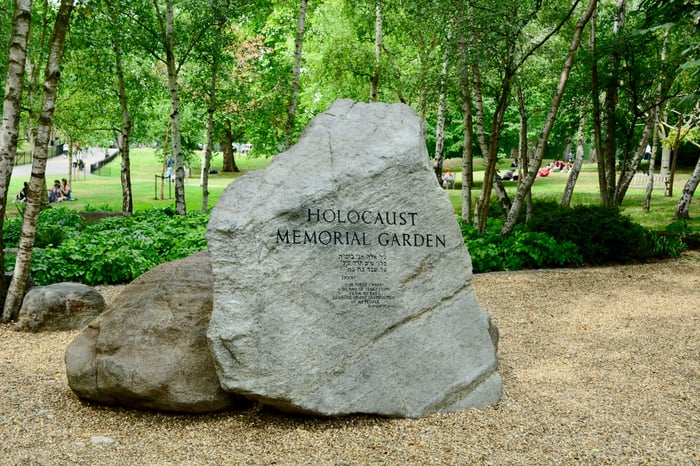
[16,282,105,331]
[65,251,240,413]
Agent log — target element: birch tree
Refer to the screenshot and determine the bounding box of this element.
[3,0,75,322]
[0,0,32,310]
[501,0,597,236]
[561,116,586,207]
[116,0,219,215]
[284,0,308,148]
[369,1,381,102]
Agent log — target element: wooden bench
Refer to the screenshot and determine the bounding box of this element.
[629,173,668,190]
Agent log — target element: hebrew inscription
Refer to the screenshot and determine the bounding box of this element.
[275,208,448,309]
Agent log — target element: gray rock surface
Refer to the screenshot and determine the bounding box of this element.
[206,99,502,418]
[65,252,239,413]
[16,282,105,331]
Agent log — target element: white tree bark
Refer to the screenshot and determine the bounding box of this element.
[501,0,597,236]
[163,0,186,215]
[0,0,32,314]
[285,0,308,148]
[675,150,700,220]
[370,1,382,102]
[433,47,448,181]
[562,116,587,207]
[0,0,32,224]
[3,0,75,322]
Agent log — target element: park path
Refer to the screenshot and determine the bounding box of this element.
[12,147,118,180]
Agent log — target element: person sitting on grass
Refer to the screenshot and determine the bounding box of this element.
[61,178,72,200]
[15,182,29,202]
[49,179,64,203]
[501,168,518,181]
[442,168,456,189]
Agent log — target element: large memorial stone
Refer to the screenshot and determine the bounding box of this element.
[207,99,502,418]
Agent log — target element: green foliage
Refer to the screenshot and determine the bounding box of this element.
[461,202,688,273]
[461,218,582,273]
[663,219,697,255]
[2,217,22,248]
[524,204,683,265]
[4,208,209,286]
[83,203,113,212]
[646,231,687,259]
[3,207,85,248]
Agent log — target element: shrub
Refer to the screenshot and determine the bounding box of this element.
[3,206,84,248]
[5,207,209,286]
[525,204,661,265]
[461,218,582,272]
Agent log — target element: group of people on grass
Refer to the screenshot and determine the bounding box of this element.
[15,178,72,203]
[536,159,574,179]
[497,157,575,181]
[437,155,578,189]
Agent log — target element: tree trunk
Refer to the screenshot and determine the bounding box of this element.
[3,0,74,322]
[674,153,700,220]
[0,0,32,226]
[0,0,32,311]
[501,0,596,236]
[517,81,528,183]
[162,0,186,215]
[458,33,474,223]
[614,116,654,205]
[667,115,684,198]
[160,121,170,200]
[643,28,670,209]
[589,6,608,205]
[562,116,587,207]
[370,1,382,102]
[473,60,512,233]
[221,122,241,172]
[600,0,627,206]
[433,46,448,182]
[23,0,50,168]
[643,113,660,211]
[112,37,133,214]
[202,19,223,212]
[660,137,671,180]
[284,0,308,148]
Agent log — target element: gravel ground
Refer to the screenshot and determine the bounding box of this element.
[1,252,698,465]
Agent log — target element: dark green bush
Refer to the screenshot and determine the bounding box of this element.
[3,207,84,248]
[461,218,582,273]
[525,204,662,265]
[5,207,208,286]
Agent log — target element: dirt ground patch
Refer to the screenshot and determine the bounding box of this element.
[1,252,698,465]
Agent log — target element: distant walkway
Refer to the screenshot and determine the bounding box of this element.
[12,147,119,179]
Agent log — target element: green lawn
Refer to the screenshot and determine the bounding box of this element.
[6,150,699,233]
[7,148,263,215]
[445,162,698,232]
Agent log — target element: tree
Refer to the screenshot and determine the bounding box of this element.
[0,0,33,310]
[115,0,220,215]
[284,0,308,148]
[432,33,449,182]
[501,0,597,236]
[561,116,587,207]
[3,0,75,322]
[369,1,381,102]
[460,0,581,233]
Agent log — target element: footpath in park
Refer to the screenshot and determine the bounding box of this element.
[12,148,118,179]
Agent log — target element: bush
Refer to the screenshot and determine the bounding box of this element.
[461,218,582,273]
[5,207,209,286]
[525,203,671,265]
[3,207,84,248]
